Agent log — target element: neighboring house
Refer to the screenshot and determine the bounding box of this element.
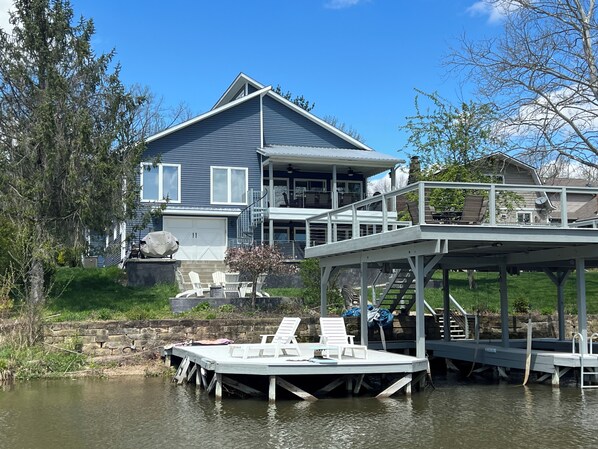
[474,152,551,225]
[542,177,598,225]
[129,73,402,267]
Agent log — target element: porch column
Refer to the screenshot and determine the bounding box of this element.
[390,168,397,212]
[443,269,450,342]
[360,261,369,346]
[499,264,509,348]
[576,258,588,354]
[332,165,338,209]
[268,161,274,208]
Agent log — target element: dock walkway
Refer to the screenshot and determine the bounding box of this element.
[165,343,428,401]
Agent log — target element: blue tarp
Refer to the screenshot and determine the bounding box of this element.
[342,305,394,328]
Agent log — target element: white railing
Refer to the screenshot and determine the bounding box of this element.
[305,181,598,249]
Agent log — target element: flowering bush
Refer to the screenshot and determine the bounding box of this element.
[225,245,297,308]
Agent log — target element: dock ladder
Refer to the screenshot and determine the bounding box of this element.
[572,333,598,389]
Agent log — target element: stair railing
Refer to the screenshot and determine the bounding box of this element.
[448,294,470,338]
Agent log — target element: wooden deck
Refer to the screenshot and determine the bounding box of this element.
[427,338,598,385]
[164,343,428,401]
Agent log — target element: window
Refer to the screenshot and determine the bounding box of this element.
[517,212,532,224]
[211,166,248,205]
[485,173,505,184]
[141,163,180,202]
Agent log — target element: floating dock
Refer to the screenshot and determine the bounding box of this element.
[165,343,428,401]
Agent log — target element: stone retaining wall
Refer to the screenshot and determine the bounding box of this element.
[20,313,598,357]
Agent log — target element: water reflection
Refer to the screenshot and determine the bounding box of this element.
[2,377,598,449]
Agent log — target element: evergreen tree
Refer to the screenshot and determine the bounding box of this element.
[0,0,145,305]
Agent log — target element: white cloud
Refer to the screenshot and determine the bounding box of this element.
[467,0,519,23]
[324,0,364,10]
[0,0,14,33]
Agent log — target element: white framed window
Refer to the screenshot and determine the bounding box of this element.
[517,211,532,224]
[140,163,181,203]
[485,173,505,184]
[211,166,248,205]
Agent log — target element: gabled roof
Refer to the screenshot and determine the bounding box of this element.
[214,73,377,152]
[146,73,384,154]
[213,73,265,110]
[479,152,544,186]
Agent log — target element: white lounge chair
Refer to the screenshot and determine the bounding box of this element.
[175,271,210,298]
[229,317,302,358]
[319,317,368,359]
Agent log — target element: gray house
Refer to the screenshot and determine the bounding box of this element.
[128,73,402,270]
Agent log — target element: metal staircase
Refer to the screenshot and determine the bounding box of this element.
[436,310,467,340]
[375,267,435,314]
[236,189,267,244]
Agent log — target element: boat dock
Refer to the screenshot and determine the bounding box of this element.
[164,343,428,401]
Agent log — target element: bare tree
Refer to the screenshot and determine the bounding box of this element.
[452,0,598,168]
[322,115,365,143]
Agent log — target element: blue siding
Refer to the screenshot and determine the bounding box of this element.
[143,97,262,209]
[262,96,359,149]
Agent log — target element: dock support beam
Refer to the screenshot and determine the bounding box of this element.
[360,261,369,347]
[442,269,450,341]
[499,264,509,348]
[411,255,426,359]
[544,269,571,341]
[269,375,276,401]
[576,258,588,353]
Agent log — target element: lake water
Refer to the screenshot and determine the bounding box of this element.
[2,375,598,449]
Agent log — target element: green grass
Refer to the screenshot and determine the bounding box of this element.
[38,267,598,322]
[422,271,598,314]
[45,266,179,321]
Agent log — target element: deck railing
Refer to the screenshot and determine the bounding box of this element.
[305,181,598,249]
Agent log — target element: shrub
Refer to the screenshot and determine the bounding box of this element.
[299,258,343,310]
[512,297,530,314]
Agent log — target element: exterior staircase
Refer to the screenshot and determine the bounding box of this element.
[436,311,468,340]
[236,189,267,244]
[376,268,435,314]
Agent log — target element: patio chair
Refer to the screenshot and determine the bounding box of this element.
[223,272,241,298]
[175,271,210,298]
[212,271,226,286]
[406,201,437,225]
[319,317,368,359]
[458,195,488,225]
[228,317,302,358]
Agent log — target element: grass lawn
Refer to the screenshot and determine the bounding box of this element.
[41,267,598,322]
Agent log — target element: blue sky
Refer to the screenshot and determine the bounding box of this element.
[1,0,504,162]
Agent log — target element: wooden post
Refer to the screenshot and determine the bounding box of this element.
[409,255,426,359]
[320,265,332,317]
[215,373,222,400]
[269,375,276,402]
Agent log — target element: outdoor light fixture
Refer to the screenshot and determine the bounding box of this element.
[348,168,354,177]
[287,164,293,174]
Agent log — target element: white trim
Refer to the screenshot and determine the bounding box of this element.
[163,209,241,217]
[213,73,265,110]
[146,87,270,144]
[210,166,249,205]
[260,94,264,148]
[140,162,182,203]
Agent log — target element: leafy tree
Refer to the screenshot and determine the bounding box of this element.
[225,245,297,308]
[273,84,315,112]
[401,90,506,210]
[0,0,145,306]
[299,258,343,311]
[452,0,598,169]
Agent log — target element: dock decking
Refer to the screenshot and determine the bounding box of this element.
[165,343,428,401]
